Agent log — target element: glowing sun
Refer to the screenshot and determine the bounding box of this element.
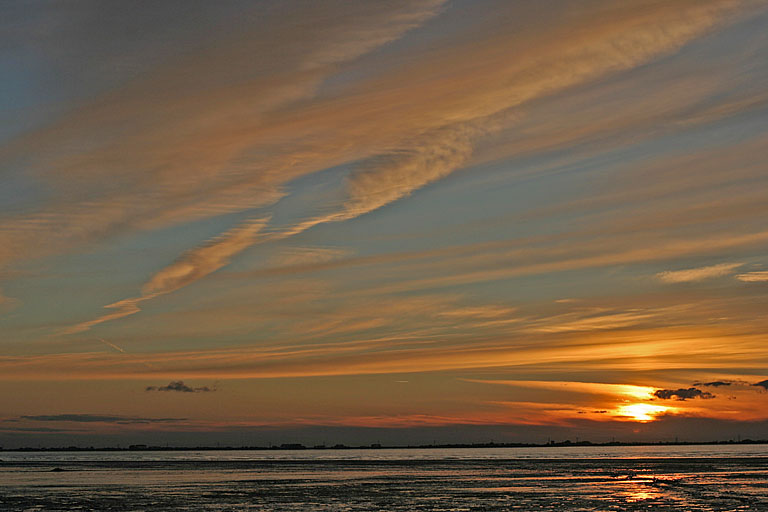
[616,403,669,422]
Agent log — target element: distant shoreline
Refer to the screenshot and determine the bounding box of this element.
[3,439,767,452]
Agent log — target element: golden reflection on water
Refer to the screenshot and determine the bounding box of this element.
[622,482,662,503]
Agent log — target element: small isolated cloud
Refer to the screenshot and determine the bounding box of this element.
[736,271,768,282]
[146,381,214,393]
[656,263,742,283]
[653,387,715,400]
[694,381,732,387]
[270,246,353,267]
[21,414,184,424]
[752,379,768,390]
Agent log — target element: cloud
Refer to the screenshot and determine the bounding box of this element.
[0,427,81,433]
[142,219,269,297]
[196,0,748,282]
[342,126,480,218]
[736,271,768,282]
[752,380,768,390]
[653,388,715,400]
[695,381,732,387]
[0,0,448,269]
[146,381,214,393]
[656,262,743,283]
[42,0,755,338]
[270,246,353,268]
[359,229,768,296]
[4,323,768,383]
[63,217,268,335]
[232,124,481,248]
[468,380,655,400]
[21,414,185,424]
[527,309,659,333]
[263,0,745,239]
[97,338,126,354]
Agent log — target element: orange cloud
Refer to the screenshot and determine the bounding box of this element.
[63,218,269,335]
[736,271,768,282]
[657,262,743,283]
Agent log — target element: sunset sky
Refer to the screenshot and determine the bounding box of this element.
[2,0,768,448]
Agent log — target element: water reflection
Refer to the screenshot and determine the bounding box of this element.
[1,447,767,510]
[621,481,663,503]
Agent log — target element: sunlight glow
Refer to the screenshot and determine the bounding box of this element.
[616,403,669,422]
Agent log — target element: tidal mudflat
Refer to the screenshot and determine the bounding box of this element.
[2,445,767,510]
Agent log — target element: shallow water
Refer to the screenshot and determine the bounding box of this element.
[2,446,767,510]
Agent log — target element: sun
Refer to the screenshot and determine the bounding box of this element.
[616,403,669,422]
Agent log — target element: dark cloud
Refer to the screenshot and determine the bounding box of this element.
[752,380,768,390]
[0,427,80,433]
[693,381,732,387]
[146,381,214,393]
[21,414,185,424]
[653,388,715,401]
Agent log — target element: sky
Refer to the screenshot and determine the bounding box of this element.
[1,0,768,448]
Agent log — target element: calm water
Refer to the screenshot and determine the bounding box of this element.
[2,445,767,510]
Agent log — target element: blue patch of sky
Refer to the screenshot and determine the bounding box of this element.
[261,163,353,230]
[0,169,46,215]
[0,54,53,142]
[316,0,473,95]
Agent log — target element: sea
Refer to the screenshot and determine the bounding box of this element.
[1,444,767,511]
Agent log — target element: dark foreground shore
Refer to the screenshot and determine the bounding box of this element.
[2,449,768,511]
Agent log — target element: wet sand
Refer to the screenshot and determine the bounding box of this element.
[2,454,768,510]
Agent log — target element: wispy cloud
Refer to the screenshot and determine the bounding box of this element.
[269,246,353,268]
[187,0,750,287]
[695,380,732,387]
[357,230,768,296]
[527,309,660,333]
[467,379,655,400]
[342,126,480,218]
[63,217,268,334]
[141,219,269,298]
[657,262,743,283]
[21,414,186,424]
[0,0,448,269]
[736,271,768,282]
[8,324,768,382]
[0,427,81,433]
[97,338,126,354]
[11,0,755,341]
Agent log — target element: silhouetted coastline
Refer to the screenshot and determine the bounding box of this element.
[2,438,766,452]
